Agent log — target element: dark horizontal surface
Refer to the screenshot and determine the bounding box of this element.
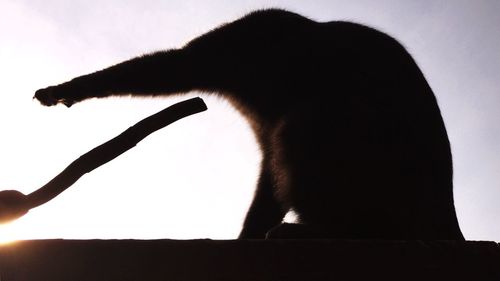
[0,239,499,281]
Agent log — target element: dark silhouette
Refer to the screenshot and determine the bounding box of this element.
[34,9,463,240]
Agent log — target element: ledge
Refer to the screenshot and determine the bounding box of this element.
[1,239,499,281]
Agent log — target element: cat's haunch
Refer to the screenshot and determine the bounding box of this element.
[34,9,464,240]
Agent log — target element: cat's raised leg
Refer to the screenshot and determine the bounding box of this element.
[34,49,194,107]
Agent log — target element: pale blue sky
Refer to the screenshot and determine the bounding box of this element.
[0,0,499,241]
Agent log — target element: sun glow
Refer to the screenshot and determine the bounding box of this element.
[0,232,19,245]
[0,221,27,244]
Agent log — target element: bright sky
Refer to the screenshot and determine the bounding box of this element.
[0,0,499,242]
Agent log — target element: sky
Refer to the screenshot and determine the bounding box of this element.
[0,0,499,242]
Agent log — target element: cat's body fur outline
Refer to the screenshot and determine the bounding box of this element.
[35,9,464,240]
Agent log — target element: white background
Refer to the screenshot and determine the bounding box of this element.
[0,0,499,242]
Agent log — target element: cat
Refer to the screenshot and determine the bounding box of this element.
[34,9,464,240]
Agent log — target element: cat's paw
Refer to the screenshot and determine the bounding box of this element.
[34,86,75,107]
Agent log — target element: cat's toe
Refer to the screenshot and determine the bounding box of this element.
[34,87,59,106]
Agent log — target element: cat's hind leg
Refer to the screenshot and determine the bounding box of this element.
[239,164,286,239]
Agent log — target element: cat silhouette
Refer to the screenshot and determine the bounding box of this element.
[35,9,464,240]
